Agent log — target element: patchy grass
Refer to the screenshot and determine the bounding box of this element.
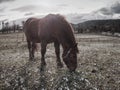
[0,33,120,90]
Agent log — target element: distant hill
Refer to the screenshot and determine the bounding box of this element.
[73,19,120,33]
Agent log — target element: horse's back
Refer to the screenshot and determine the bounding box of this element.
[24,14,75,44]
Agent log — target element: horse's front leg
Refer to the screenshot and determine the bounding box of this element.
[40,42,47,70]
[54,42,63,68]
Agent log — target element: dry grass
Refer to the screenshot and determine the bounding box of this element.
[0,32,120,90]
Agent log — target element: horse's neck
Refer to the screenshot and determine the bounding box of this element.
[61,37,75,54]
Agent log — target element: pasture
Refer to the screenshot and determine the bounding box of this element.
[0,32,120,90]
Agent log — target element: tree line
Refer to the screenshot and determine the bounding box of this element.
[0,21,25,34]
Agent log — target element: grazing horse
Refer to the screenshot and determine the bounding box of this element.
[24,14,79,71]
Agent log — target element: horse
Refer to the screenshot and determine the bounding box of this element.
[23,14,79,71]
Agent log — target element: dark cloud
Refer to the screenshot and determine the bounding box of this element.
[0,0,15,3]
[111,1,120,14]
[99,8,113,15]
[11,5,38,12]
[97,1,120,15]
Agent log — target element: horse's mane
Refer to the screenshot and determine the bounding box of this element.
[46,14,76,48]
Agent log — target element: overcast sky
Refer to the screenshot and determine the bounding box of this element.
[0,0,120,21]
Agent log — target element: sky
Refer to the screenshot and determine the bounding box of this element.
[0,0,120,22]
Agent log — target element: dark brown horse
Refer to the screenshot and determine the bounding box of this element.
[24,14,79,71]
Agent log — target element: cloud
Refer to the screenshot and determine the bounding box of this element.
[57,4,68,7]
[0,0,15,3]
[0,7,5,12]
[11,5,38,12]
[24,12,34,16]
[10,4,62,14]
[0,14,5,17]
[65,13,85,24]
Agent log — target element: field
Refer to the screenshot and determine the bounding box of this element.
[0,32,120,90]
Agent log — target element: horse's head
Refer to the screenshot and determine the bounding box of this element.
[62,43,79,72]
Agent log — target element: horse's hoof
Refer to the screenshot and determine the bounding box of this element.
[29,58,35,61]
[40,65,46,72]
[41,62,46,66]
[40,67,44,72]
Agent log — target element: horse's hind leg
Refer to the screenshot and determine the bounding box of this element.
[27,40,32,60]
[40,42,47,70]
[54,42,63,68]
[31,42,36,60]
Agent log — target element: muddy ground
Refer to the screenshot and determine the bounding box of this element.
[0,32,120,90]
